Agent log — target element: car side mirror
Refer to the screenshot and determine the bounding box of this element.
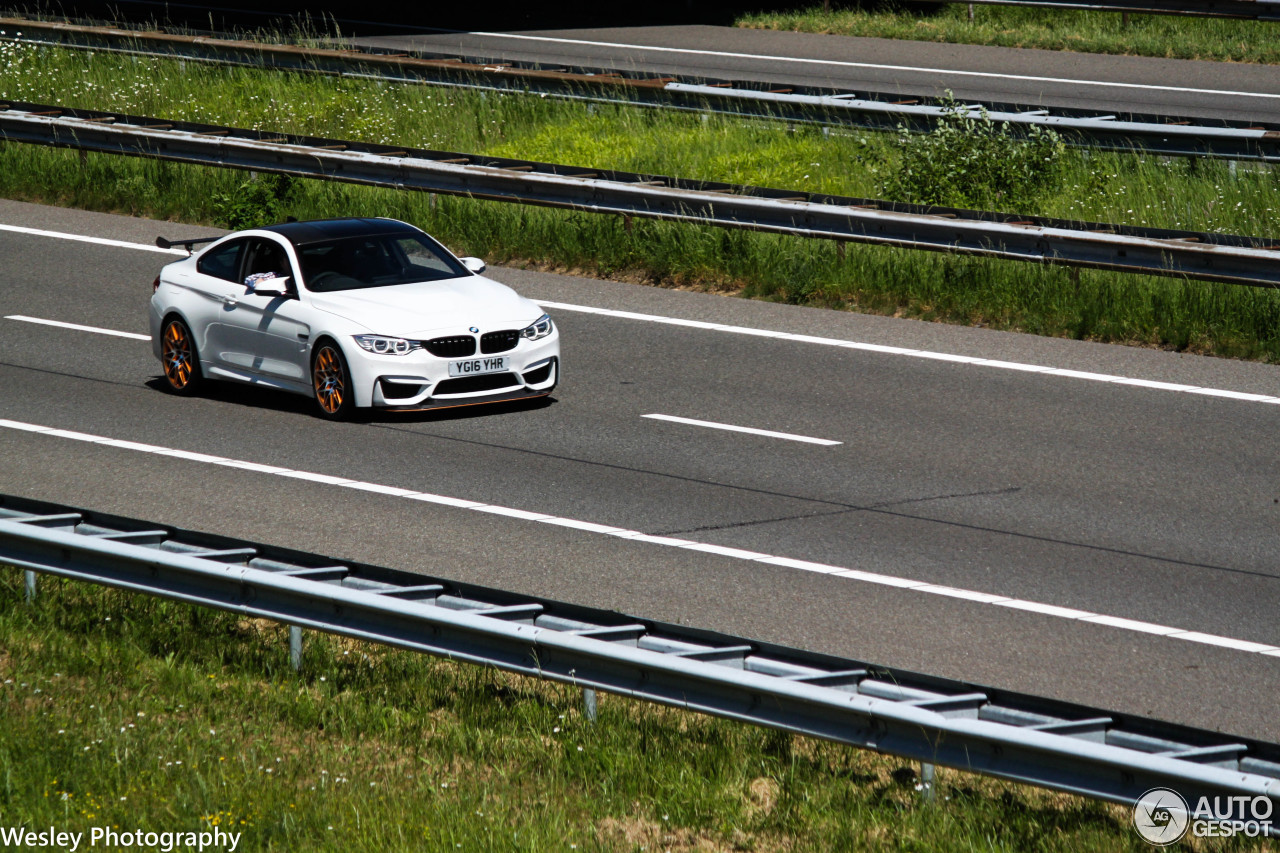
[244,275,291,297]
[460,257,487,275]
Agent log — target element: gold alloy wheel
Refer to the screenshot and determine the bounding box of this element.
[162,321,194,390]
[312,344,346,415]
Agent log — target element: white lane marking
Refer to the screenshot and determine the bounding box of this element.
[341,481,421,497]
[276,470,353,485]
[995,599,1096,619]
[1168,632,1280,653]
[643,413,842,446]
[2,417,1275,658]
[405,493,484,508]
[6,315,150,341]
[1080,614,1180,635]
[916,584,1010,604]
[472,505,554,521]
[540,517,631,534]
[539,301,1280,407]
[0,222,187,254]
[447,31,1280,101]
[5,225,1279,408]
[679,542,775,560]
[760,555,846,574]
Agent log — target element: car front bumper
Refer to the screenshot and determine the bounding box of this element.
[345,333,560,410]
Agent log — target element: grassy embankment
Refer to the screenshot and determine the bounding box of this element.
[1,40,1279,359]
[736,4,1280,64]
[3,568,1232,852]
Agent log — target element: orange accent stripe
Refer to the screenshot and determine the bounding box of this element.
[383,392,551,413]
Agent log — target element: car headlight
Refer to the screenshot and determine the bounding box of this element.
[521,314,553,341]
[353,334,412,355]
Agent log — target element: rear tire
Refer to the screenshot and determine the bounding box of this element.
[311,341,355,420]
[160,317,202,395]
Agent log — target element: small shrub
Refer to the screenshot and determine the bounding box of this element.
[884,98,1066,212]
[212,172,298,229]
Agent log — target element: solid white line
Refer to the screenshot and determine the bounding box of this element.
[995,599,1096,620]
[0,222,186,254]
[4,225,1278,409]
[540,301,1280,407]
[916,584,1011,604]
[405,493,485,508]
[452,31,1280,101]
[679,542,775,560]
[3,416,1278,658]
[1167,632,1279,653]
[643,413,842,446]
[540,517,631,534]
[341,481,421,497]
[759,556,847,574]
[472,505,554,521]
[1079,614,1181,635]
[6,315,150,341]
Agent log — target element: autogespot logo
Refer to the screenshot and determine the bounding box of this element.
[1134,788,1276,844]
[1134,788,1190,846]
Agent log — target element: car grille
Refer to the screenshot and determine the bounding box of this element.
[434,374,520,395]
[480,330,520,354]
[422,336,476,358]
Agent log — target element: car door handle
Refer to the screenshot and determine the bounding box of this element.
[223,295,238,306]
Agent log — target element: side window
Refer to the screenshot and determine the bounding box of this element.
[196,239,246,283]
[243,238,293,282]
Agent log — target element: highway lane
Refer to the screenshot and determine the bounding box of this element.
[350,25,1280,123]
[1,199,1279,741]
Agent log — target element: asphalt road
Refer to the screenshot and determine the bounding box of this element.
[350,25,1280,123]
[2,199,1279,743]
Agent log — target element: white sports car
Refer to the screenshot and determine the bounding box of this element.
[149,218,559,419]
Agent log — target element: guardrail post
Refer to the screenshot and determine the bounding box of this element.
[583,687,597,723]
[23,569,36,603]
[289,625,303,671]
[920,762,936,802]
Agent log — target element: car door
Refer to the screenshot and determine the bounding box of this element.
[217,237,312,384]
[188,237,251,371]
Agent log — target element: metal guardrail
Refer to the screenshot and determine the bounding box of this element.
[5,18,1279,162]
[3,100,1280,287]
[1,493,1279,817]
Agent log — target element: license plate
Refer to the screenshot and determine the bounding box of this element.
[448,356,509,377]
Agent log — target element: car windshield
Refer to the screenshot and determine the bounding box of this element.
[298,233,469,292]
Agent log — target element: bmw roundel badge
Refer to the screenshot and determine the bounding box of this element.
[469,326,480,333]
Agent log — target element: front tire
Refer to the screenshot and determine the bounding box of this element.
[160,317,202,395]
[311,341,354,420]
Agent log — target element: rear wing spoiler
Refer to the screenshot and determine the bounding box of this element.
[156,235,219,254]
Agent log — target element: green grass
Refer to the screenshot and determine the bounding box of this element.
[6,568,1248,852]
[735,4,1280,64]
[2,40,1280,360]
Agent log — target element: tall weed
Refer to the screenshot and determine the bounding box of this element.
[884,100,1066,210]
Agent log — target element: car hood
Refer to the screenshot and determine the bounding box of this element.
[307,275,543,337]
